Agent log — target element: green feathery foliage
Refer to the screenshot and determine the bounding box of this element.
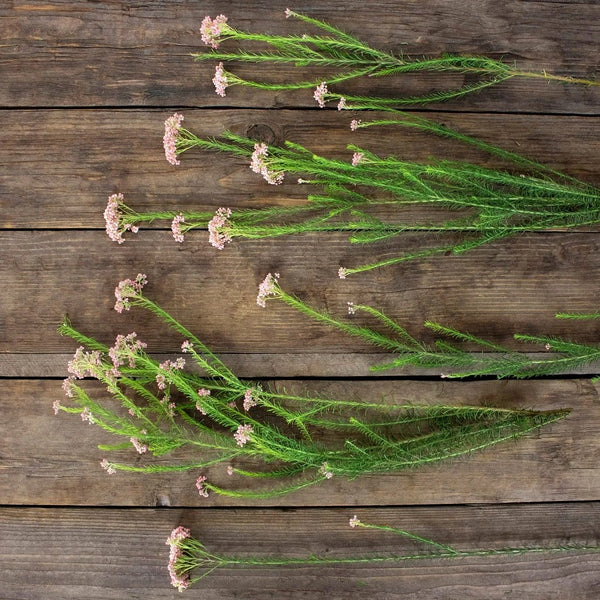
[258,273,600,379]
[56,274,568,498]
[193,10,598,109]
[109,111,600,278]
[166,517,600,591]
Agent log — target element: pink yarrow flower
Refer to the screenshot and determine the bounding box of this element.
[163,113,184,166]
[256,272,280,308]
[100,458,116,474]
[318,462,333,479]
[350,119,362,131]
[114,273,147,313]
[250,142,284,185]
[171,214,185,243]
[208,207,233,250]
[313,82,328,108]
[234,424,254,447]
[195,475,209,498]
[166,526,192,592]
[338,267,348,279]
[243,389,257,411]
[351,152,364,166]
[349,515,361,528]
[104,193,138,244]
[337,97,347,111]
[212,62,229,97]
[347,301,356,315]
[285,8,294,18]
[200,14,228,49]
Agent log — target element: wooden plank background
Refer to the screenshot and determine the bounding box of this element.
[2,1,600,597]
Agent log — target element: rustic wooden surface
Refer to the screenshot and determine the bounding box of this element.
[2,1,600,597]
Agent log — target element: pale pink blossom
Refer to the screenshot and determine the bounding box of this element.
[166,526,192,592]
[234,424,254,447]
[285,8,293,18]
[350,119,362,131]
[198,388,211,397]
[347,301,356,315]
[313,82,328,108]
[318,462,333,479]
[349,515,361,528]
[61,376,76,398]
[171,214,185,243]
[156,358,186,390]
[243,389,257,411]
[114,273,147,313]
[227,465,234,476]
[200,14,228,49]
[130,437,148,454]
[67,346,102,379]
[212,62,229,97]
[100,458,116,474]
[163,112,184,166]
[250,143,284,185]
[195,475,210,498]
[108,332,147,373]
[337,97,347,111]
[181,340,193,353]
[208,207,233,250]
[256,272,280,307]
[338,267,348,279]
[351,152,364,166]
[104,193,138,243]
[53,398,62,414]
[81,407,94,424]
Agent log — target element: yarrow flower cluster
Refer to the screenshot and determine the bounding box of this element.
[318,462,333,479]
[156,358,186,391]
[104,193,138,244]
[234,424,253,447]
[163,113,184,166]
[130,437,148,454]
[195,475,210,498]
[256,272,280,307]
[338,267,348,280]
[250,142,284,185]
[351,152,364,166]
[349,515,361,528]
[114,273,147,313]
[212,62,228,97]
[243,389,258,411]
[208,207,233,249]
[313,81,328,107]
[67,346,102,379]
[108,332,147,377]
[350,119,361,131]
[200,14,228,49]
[166,526,192,592]
[171,213,185,243]
[100,458,116,475]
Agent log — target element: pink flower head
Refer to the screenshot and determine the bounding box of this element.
[227,465,234,476]
[181,340,193,353]
[114,273,147,313]
[100,458,116,474]
[163,113,184,166]
[104,193,138,243]
[212,62,229,97]
[338,267,348,279]
[81,407,94,424]
[234,424,254,447]
[313,82,328,108]
[53,398,62,414]
[350,119,362,131]
[347,301,356,315]
[337,97,347,111]
[243,389,257,411]
[108,332,147,373]
[256,272,281,308]
[195,475,209,498]
[171,213,185,243]
[208,207,233,250]
[200,14,228,49]
[130,437,148,454]
[250,142,284,185]
[67,346,102,379]
[318,462,333,479]
[156,358,186,390]
[166,526,192,592]
[349,515,361,528]
[285,8,294,18]
[61,376,76,398]
[351,152,364,166]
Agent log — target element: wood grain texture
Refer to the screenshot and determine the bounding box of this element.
[1,1,599,113]
[2,378,597,507]
[2,109,600,228]
[1,504,599,599]
[4,230,600,355]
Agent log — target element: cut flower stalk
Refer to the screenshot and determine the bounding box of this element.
[56,274,568,499]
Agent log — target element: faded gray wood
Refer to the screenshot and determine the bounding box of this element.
[1,110,599,229]
[0,504,599,599]
[1,1,599,113]
[2,378,597,506]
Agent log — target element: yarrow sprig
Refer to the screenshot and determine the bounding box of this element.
[109,110,600,277]
[192,9,599,108]
[166,516,600,591]
[258,273,600,379]
[56,275,568,498]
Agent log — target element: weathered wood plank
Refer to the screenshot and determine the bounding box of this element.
[2,109,600,229]
[1,504,599,599]
[2,378,598,506]
[3,230,600,354]
[1,1,599,113]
